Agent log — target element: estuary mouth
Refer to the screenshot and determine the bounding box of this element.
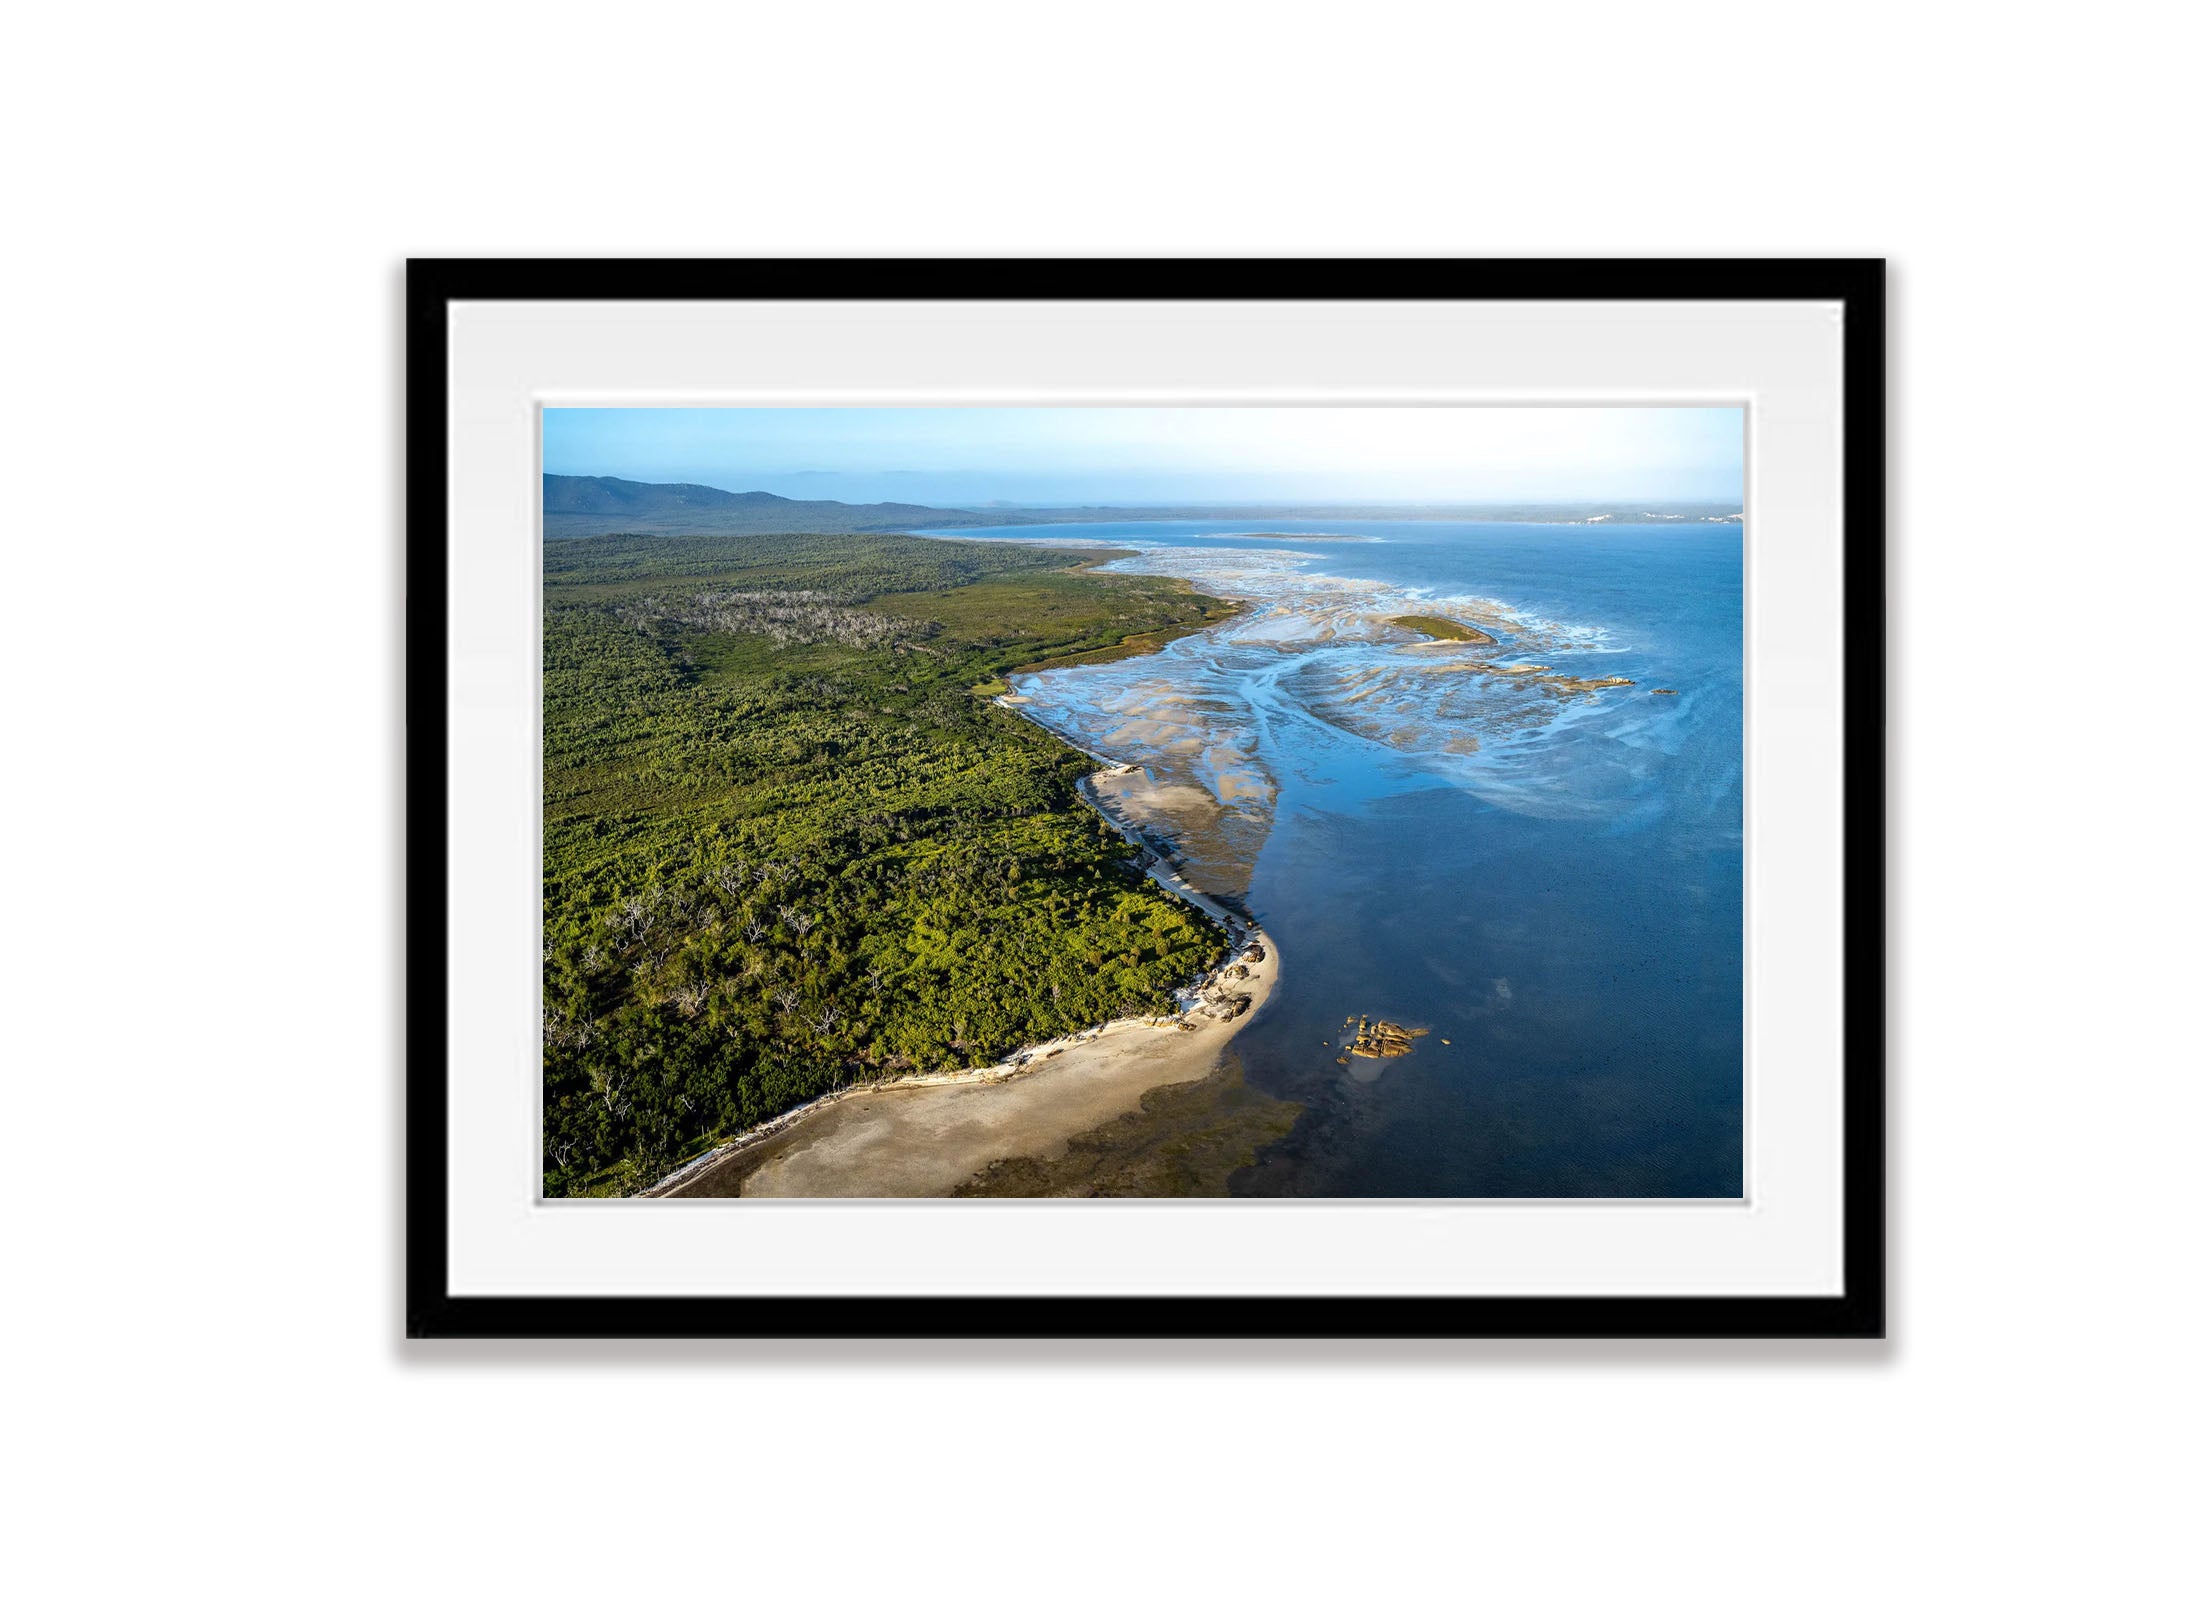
[1007,545,1653,891]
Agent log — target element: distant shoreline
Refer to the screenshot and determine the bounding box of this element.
[541,473,1743,541]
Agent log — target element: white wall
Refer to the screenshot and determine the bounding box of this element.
[6,4,2189,1595]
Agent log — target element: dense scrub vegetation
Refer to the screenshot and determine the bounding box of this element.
[543,533,1241,1196]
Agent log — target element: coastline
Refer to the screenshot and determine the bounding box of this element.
[649,757,1275,1199]
[648,545,1278,1200]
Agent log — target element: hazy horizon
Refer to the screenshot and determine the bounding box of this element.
[543,407,1744,509]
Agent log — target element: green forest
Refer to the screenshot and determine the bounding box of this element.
[543,532,1240,1196]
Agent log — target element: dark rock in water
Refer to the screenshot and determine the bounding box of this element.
[1346,1017,1429,1059]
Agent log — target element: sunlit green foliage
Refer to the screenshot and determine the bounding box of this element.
[543,533,1237,1196]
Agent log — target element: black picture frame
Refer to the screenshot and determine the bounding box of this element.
[406,258,1885,1339]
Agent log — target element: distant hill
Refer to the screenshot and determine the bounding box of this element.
[544,476,779,516]
[544,475,1744,539]
[543,475,1019,539]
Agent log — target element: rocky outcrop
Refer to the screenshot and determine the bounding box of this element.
[1344,1016,1430,1059]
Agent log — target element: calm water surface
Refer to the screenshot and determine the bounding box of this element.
[950,519,1743,1197]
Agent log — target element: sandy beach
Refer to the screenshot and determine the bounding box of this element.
[647,667,1287,1200]
[654,926,1278,1197]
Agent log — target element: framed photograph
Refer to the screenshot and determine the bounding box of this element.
[407,259,1884,1337]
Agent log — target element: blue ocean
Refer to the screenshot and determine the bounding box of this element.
[953,519,1743,1198]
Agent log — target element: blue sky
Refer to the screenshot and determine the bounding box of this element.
[542,406,1744,507]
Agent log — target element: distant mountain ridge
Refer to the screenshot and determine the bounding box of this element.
[543,475,1017,539]
[544,476,787,515]
[542,474,1744,539]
